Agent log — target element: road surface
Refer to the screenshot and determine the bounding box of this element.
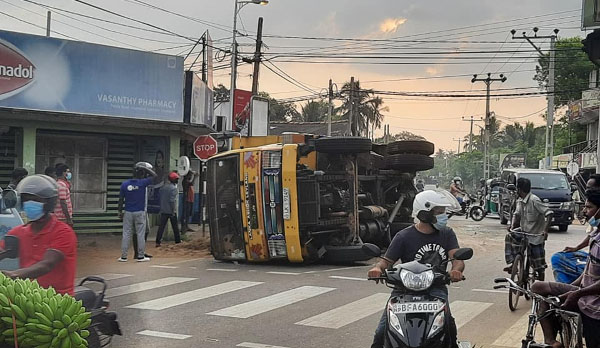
[78,216,589,348]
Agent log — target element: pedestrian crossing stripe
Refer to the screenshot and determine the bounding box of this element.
[492,312,543,347]
[106,277,196,298]
[208,286,335,319]
[449,300,493,329]
[126,280,263,310]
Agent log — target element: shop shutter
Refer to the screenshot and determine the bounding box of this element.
[0,129,16,188]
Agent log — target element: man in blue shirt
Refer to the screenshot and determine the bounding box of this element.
[118,162,156,262]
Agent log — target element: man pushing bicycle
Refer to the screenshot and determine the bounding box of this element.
[532,189,600,348]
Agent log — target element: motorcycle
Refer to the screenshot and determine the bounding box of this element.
[447,194,485,222]
[0,236,122,348]
[362,243,474,348]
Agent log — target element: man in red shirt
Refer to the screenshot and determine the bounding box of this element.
[54,163,73,226]
[0,175,77,295]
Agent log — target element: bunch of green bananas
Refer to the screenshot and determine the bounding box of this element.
[0,273,91,348]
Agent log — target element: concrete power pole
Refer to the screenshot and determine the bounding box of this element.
[462,116,483,152]
[347,77,355,136]
[251,17,264,95]
[453,138,462,154]
[511,28,559,169]
[327,79,333,136]
[471,73,507,180]
[46,11,51,37]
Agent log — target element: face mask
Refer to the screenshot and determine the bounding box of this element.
[590,208,600,227]
[23,201,45,221]
[66,172,72,181]
[433,213,448,230]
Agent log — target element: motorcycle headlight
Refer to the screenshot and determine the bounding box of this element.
[400,269,434,291]
[388,309,404,337]
[427,310,445,338]
[561,201,574,210]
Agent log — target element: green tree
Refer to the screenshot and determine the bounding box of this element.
[373,131,425,144]
[213,84,229,103]
[298,99,329,122]
[534,36,595,106]
[258,92,300,122]
[336,80,387,136]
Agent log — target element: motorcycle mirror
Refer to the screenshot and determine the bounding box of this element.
[361,243,382,258]
[2,236,19,259]
[452,248,473,261]
[506,184,516,191]
[1,189,17,209]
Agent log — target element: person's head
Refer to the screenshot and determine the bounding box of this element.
[16,174,58,222]
[413,190,452,230]
[133,162,155,179]
[168,171,180,184]
[155,150,165,169]
[11,167,28,185]
[587,174,600,190]
[44,166,57,180]
[453,176,462,185]
[516,177,531,198]
[55,163,71,181]
[584,189,600,225]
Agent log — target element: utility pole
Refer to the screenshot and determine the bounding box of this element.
[347,77,355,136]
[251,17,264,95]
[46,11,51,37]
[511,27,559,169]
[471,73,507,180]
[453,138,462,154]
[327,79,333,136]
[462,116,483,152]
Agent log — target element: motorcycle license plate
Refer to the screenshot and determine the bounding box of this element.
[392,302,441,314]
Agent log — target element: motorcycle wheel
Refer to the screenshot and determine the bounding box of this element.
[509,254,524,312]
[469,206,485,222]
[86,326,104,348]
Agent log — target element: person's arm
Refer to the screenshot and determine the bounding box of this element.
[169,185,177,215]
[3,250,63,280]
[534,199,553,235]
[561,278,600,310]
[367,236,401,280]
[60,200,72,225]
[564,235,591,252]
[118,187,124,220]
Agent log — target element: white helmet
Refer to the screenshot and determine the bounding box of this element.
[413,190,454,223]
[453,176,462,183]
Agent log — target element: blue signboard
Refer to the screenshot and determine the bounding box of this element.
[0,30,184,122]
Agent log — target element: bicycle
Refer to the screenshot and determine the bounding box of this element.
[494,277,583,348]
[507,229,545,311]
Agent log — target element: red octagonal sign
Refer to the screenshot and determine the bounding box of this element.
[194,135,218,160]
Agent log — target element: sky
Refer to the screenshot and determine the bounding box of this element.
[0,0,587,151]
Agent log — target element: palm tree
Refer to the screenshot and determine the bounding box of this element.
[336,80,387,137]
[299,100,329,122]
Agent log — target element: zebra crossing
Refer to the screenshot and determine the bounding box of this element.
[96,272,539,346]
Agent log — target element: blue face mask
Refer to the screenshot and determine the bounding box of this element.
[590,217,599,227]
[23,201,45,221]
[66,172,72,181]
[433,213,448,230]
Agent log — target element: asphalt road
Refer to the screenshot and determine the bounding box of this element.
[78,216,589,348]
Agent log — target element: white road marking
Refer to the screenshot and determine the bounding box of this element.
[150,265,178,269]
[237,343,290,348]
[471,288,508,294]
[328,276,367,282]
[77,273,132,283]
[208,286,335,318]
[492,312,543,347]
[449,300,494,329]
[136,330,191,340]
[106,277,196,298]
[206,268,239,272]
[161,257,205,266]
[127,281,262,310]
[303,266,364,274]
[266,271,301,276]
[296,293,389,329]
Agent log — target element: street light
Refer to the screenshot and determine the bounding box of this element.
[229,0,268,131]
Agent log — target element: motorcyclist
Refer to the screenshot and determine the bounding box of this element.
[450,177,467,210]
[368,190,466,348]
[0,175,77,295]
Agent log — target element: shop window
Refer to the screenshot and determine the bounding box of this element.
[36,135,107,212]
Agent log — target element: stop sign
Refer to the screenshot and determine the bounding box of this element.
[194,135,218,160]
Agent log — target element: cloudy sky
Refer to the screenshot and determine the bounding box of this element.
[0,0,586,151]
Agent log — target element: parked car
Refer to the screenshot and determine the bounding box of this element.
[498,169,575,231]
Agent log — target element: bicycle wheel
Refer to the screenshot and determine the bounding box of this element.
[509,254,524,311]
[524,258,536,301]
[558,311,583,348]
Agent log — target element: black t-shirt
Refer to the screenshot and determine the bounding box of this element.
[384,225,460,269]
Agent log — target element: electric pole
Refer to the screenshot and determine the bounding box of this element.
[462,116,483,152]
[46,11,51,37]
[511,27,559,169]
[251,17,264,95]
[327,79,333,136]
[453,138,462,154]
[347,77,355,136]
[471,73,507,180]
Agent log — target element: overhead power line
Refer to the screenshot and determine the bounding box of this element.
[0,9,78,39]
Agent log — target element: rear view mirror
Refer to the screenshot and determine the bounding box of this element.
[453,248,473,261]
[361,243,382,258]
[506,184,516,191]
[1,190,18,209]
[2,236,18,259]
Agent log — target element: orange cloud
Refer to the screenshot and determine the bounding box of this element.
[379,18,407,34]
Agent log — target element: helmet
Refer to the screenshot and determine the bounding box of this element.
[16,174,58,213]
[168,172,180,182]
[453,176,462,183]
[134,162,156,178]
[413,190,452,223]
